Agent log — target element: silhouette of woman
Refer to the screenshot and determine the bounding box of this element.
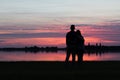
[76,30,85,62]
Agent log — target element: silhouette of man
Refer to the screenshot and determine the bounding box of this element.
[76,30,85,63]
[65,25,77,62]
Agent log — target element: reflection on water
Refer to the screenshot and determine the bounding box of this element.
[84,53,120,61]
[0,51,120,61]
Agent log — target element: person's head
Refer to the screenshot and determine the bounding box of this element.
[76,30,82,35]
[70,25,75,31]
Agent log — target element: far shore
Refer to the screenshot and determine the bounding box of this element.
[0,45,120,53]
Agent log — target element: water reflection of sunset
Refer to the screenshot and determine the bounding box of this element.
[0,51,120,61]
[0,51,66,61]
[83,54,101,61]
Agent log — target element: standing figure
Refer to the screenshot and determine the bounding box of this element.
[65,25,77,62]
[76,30,85,63]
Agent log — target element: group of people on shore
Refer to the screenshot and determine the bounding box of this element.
[65,25,85,63]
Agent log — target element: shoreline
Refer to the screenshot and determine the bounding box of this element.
[0,45,120,53]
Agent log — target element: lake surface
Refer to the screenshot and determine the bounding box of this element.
[0,51,120,61]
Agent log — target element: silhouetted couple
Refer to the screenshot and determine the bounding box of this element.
[65,25,85,63]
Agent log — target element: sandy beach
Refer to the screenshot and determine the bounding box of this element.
[0,61,120,79]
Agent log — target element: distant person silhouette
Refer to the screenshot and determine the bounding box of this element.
[65,25,77,62]
[76,30,85,63]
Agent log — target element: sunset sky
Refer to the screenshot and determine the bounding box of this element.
[0,0,120,47]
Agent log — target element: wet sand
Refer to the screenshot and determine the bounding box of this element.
[0,61,120,79]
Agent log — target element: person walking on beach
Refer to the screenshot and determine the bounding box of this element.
[65,25,78,62]
[76,30,85,63]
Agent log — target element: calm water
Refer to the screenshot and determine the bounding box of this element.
[0,51,120,61]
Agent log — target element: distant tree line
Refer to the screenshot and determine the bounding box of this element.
[85,43,120,53]
[0,46,59,53]
[0,43,120,53]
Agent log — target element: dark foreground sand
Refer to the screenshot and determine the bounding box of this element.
[0,61,120,80]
